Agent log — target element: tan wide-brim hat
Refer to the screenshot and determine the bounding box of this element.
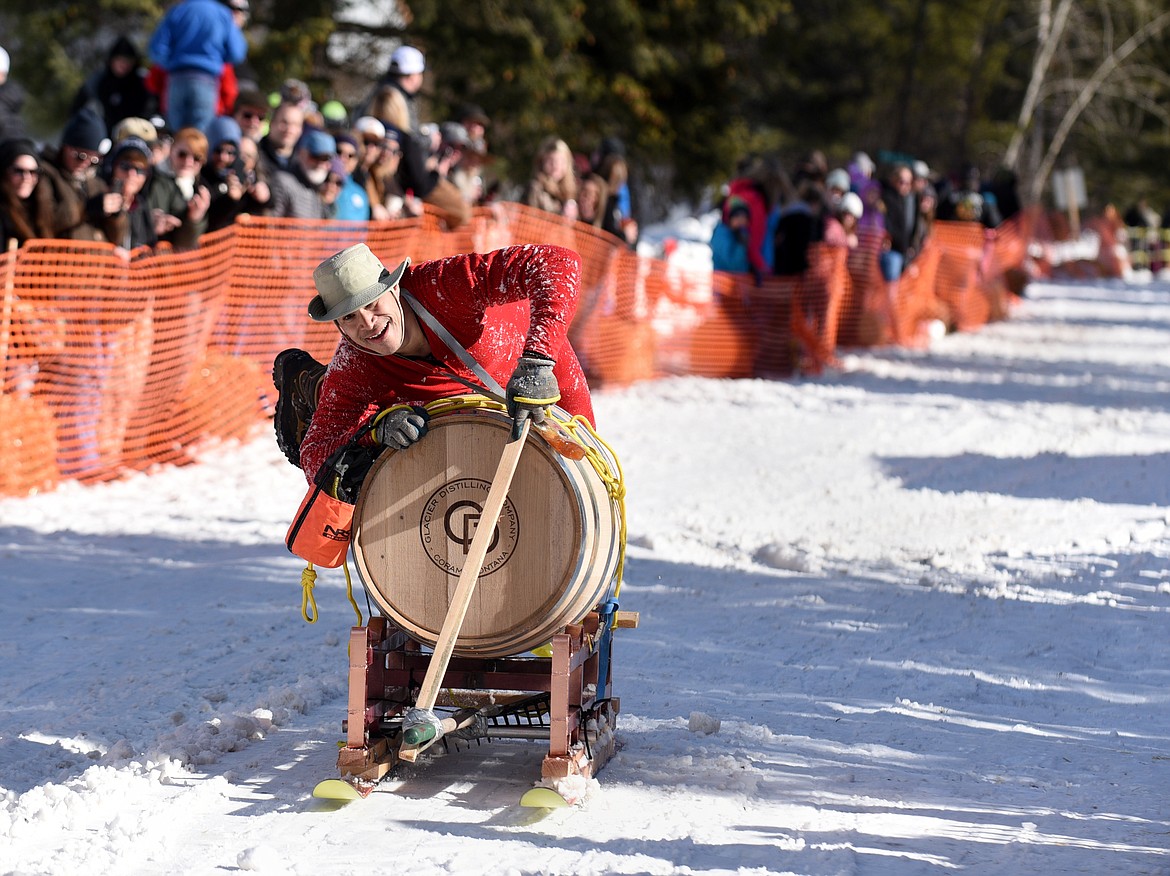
[309,244,410,322]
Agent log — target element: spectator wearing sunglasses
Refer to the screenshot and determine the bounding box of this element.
[232,88,269,143]
[350,116,385,187]
[267,127,332,219]
[319,157,350,219]
[55,110,110,183]
[136,126,210,250]
[369,129,418,220]
[109,116,169,174]
[165,128,208,198]
[363,126,399,219]
[237,136,264,193]
[40,108,114,242]
[333,132,361,182]
[1,138,83,247]
[86,137,158,253]
[325,142,370,222]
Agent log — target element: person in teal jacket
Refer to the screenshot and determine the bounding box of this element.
[710,200,752,274]
[324,156,371,221]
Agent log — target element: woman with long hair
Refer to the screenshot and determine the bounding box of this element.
[522,136,578,220]
[0,139,80,247]
[366,87,463,226]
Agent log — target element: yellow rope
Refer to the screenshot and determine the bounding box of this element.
[369,403,418,434]
[301,563,318,623]
[561,413,628,598]
[420,394,501,418]
[300,561,363,626]
[343,562,364,625]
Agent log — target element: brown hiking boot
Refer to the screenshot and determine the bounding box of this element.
[272,348,327,469]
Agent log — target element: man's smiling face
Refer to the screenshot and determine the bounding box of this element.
[336,285,414,356]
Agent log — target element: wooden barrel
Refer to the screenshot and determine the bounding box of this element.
[352,406,621,657]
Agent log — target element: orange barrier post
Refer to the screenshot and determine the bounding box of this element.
[837,228,890,347]
[0,240,60,496]
[889,240,943,346]
[790,243,847,373]
[748,275,797,377]
[932,220,993,332]
[685,272,756,379]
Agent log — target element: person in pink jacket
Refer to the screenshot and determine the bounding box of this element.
[274,242,594,489]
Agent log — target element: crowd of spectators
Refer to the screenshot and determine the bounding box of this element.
[704,148,1020,350]
[1,2,1024,269]
[0,4,640,259]
[710,149,1015,285]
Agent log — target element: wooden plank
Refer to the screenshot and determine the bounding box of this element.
[398,418,531,762]
[548,631,571,758]
[346,625,369,749]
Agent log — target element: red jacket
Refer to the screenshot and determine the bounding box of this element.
[726,178,770,278]
[300,244,595,485]
[146,63,238,116]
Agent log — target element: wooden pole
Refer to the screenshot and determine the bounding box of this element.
[398,417,532,762]
[0,239,17,395]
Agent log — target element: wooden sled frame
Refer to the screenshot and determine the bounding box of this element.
[335,607,638,787]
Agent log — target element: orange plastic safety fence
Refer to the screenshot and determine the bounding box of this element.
[0,205,1031,497]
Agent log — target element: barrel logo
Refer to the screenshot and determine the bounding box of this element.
[419,478,520,577]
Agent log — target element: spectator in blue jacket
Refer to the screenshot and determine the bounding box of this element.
[148,0,248,134]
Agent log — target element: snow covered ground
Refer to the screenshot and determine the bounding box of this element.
[3,276,1170,875]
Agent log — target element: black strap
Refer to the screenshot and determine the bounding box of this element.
[399,288,507,400]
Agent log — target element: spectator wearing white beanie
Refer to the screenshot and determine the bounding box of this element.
[353,44,427,132]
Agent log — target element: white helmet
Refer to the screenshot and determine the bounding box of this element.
[388,45,426,75]
[826,168,851,192]
[840,191,864,219]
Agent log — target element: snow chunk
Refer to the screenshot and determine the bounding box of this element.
[754,542,822,573]
[237,845,286,872]
[688,711,721,735]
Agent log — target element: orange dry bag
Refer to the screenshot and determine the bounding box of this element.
[286,482,354,568]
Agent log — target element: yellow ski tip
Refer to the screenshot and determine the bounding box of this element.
[312,779,362,801]
[520,787,570,808]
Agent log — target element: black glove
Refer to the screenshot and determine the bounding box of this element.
[373,405,430,450]
[506,353,560,428]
